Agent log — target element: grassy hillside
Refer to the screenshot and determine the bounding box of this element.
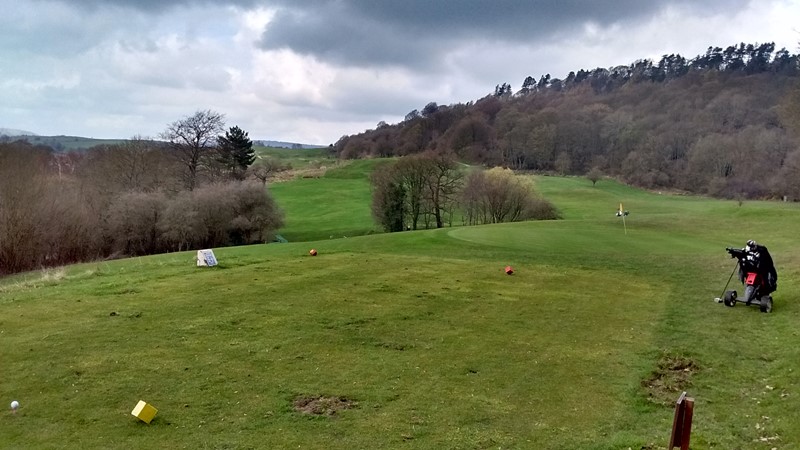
[269,159,387,241]
[254,146,335,170]
[2,176,799,449]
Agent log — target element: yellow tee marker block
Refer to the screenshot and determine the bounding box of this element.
[131,400,158,424]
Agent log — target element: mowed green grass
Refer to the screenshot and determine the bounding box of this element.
[269,159,386,241]
[2,175,800,449]
[253,146,335,169]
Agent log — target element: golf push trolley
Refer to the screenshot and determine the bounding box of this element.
[716,245,775,313]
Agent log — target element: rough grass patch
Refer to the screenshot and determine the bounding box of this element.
[293,395,358,416]
[374,341,412,351]
[40,267,67,281]
[642,352,699,405]
[0,268,68,294]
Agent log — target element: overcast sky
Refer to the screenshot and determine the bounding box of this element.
[1,0,798,145]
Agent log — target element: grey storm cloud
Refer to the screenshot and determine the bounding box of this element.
[46,0,258,11]
[35,0,752,68]
[4,0,786,143]
[256,0,751,68]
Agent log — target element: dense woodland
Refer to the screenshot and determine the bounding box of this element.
[335,43,800,200]
[0,112,285,275]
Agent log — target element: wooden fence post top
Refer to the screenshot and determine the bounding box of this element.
[669,391,694,450]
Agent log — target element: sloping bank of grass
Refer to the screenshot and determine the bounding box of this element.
[268,159,385,242]
[1,176,798,449]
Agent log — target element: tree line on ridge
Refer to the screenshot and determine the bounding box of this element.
[334,42,800,201]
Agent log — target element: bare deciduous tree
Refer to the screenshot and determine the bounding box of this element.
[394,155,434,230]
[161,110,226,191]
[248,157,290,185]
[460,167,559,225]
[0,143,102,273]
[425,152,463,228]
[38,179,102,265]
[112,136,176,192]
[370,153,463,231]
[159,192,204,252]
[777,149,800,200]
[586,167,603,186]
[0,143,51,273]
[158,181,284,251]
[780,80,800,138]
[227,181,285,244]
[106,191,167,256]
[554,151,573,175]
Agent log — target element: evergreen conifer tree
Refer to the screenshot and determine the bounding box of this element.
[217,126,255,180]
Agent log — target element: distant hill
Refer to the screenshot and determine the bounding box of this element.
[255,140,326,149]
[0,128,37,137]
[0,135,127,152]
[0,130,324,152]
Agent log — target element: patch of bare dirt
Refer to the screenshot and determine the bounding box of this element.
[293,395,357,416]
[271,167,328,182]
[642,353,699,405]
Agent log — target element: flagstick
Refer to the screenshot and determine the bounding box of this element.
[618,202,627,235]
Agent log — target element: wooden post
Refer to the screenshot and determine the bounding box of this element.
[669,391,694,450]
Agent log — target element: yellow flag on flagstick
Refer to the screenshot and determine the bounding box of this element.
[616,202,628,234]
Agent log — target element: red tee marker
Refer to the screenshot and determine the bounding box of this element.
[505,266,514,275]
[309,249,318,256]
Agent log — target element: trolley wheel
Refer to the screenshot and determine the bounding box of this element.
[760,296,773,313]
[723,290,737,307]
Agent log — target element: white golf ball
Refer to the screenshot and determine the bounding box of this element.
[10,401,19,410]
